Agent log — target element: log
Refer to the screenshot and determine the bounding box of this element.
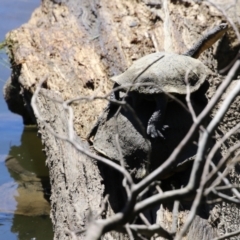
[4,0,240,239]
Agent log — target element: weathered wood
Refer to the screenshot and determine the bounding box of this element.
[35,90,104,239]
[4,0,240,239]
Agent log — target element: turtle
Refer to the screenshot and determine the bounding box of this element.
[91,92,205,179]
[88,23,228,140]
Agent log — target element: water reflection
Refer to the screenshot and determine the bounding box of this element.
[0,213,53,240]
[12,215,53,240]
[0,127,53,239]
[9,127,49,179]
[0,0,54,238]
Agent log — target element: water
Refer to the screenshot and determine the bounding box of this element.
[0,1,53,239]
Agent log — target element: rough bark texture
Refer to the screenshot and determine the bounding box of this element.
[3,0,240,239]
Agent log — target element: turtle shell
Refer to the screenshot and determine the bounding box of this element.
[111,52,211,94]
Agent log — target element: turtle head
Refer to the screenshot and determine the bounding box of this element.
[184,23,228,59]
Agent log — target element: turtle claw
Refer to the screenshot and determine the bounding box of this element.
[162,125,169,131]
[147,124,169,139]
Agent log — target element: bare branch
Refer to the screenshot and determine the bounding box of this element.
[185,69,197,122]
[97,194,109,219]
[139,213,151,226]
[189,61,240,190]
[134,58,240,198]
[125,224,135,240]
[215,185,240,191]
[211,189,240,204]
[205,142,240,194]
[206,123,240,171]
[31,77,134,186]
[175,61,240,239]
[114,119,132,197]
[134,188,190,215]
[209,161,240,201]
[129,224,174,240]
[213,229,240,240]
[171,200,180,233]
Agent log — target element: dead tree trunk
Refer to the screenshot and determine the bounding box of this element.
[4,0,240,239]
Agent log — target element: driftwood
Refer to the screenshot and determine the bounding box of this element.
[4,0,240,239]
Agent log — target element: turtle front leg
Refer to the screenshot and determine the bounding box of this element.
[147,94,168,139]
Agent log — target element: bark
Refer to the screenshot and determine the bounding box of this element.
[3,0,240,239]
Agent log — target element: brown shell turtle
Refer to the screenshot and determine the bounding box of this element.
[88,23,228,140]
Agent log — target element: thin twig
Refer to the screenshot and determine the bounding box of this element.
[171,200,179,233]
[31,77,133,186]
[206,123,240,172]
[126,224,135,240]
[213,228,240,240]
[185,69,197,122]
[205,142,240,195]
[210,161,240,200]
[129,224,173,239]
[134,59,240,199]
[211,189,240,204]
[139,213,151,226]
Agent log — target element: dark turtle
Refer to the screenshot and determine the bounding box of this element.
[91,93,204,179]
[88,23,228,179]
[88,23,227,140]
[110,23,228,138]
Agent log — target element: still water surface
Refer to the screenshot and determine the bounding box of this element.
[0,1,53,239]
